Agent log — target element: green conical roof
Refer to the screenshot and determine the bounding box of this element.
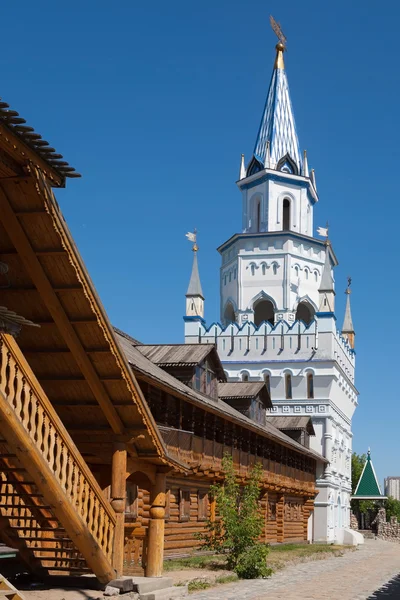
[352,449,385,500]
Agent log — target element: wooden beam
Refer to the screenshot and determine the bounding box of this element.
[23,347,110,354]
[0,249,66,256]
[39,376,120,382]
[0,184,124,434]
[33,318,97,326]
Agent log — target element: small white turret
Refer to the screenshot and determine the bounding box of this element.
[318,241,335,312]
[185,246,204,319]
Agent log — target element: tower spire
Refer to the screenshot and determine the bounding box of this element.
[342,278,355,348]
[252,29,302,174]
[185,230,204,319]
[318,239,335,312]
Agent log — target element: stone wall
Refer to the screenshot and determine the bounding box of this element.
[375,508,400,541]
[350,512,358,530]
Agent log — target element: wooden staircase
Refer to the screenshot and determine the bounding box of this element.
[0,334,117,583]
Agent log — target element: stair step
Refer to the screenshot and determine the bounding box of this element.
[46,566,91,572]
[5,493,43,498]
[24,537,72,542]
[32,555,86,561]
[10,527,65,532]
[0,468,26,472]
[0,504,51,509]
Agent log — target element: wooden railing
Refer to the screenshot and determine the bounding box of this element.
[0,334,116,561]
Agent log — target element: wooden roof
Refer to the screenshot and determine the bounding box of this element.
[218,381,272,409]
[136,343,225,379]
[116,330,327,463]
[266,416,315,436]
[0,97,80,186]
[0,162,169,464]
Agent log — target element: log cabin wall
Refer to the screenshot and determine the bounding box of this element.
[119,375,319,560]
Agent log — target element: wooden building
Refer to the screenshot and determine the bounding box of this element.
[0,96,326,584]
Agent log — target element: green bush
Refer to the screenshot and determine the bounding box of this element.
[235,544,272,579]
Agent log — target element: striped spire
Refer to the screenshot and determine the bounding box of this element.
[253,43,302,174]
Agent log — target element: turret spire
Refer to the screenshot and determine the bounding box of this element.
[318,241,335,312]
[185,230,204,319]
[252,42,302,174]
[342,278,355,348]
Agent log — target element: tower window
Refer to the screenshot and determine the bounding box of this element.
[254,299,274,326]
[294,266,299,277]
[255,200,261,232]
[229,272,232,282]
[295,302,314,325]
[314,271,318,282]
[224,302,235,325]
[264,373,271,395]
[262,263,266,275]
[285,374,292,399]
[283,199,290,230]
[250,264,256,276]
[242,372,249,382]
[307,373,314,399]
[273,263,278,275]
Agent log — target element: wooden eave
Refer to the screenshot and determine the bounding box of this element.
[0,97,81,187]
[0,164,170,465]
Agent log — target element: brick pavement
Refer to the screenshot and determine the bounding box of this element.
[189,539,400,600]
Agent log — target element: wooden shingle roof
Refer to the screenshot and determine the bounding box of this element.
[136,343,225,379]
[218,381,272,409]
[266,416,315,436]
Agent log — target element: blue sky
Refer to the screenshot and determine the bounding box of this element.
[1,0,397,482]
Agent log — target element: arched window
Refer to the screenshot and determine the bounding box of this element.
[264,373,271,396]
[314,271,318,282]
[224,275,227,285]
[283,199,290,230]
[294,266,299,277]
[262,263,266,275]
[272,263,278,275]
[285,374,292,399]
[254,299,274,326]
[307,373,314,399]
[242,372,249,382]
[229,272,232,283]
[305,269,309,280]
[250,264,256,276]
[224,302,235,324]
[295,302,315,325]
[256,200,261,232]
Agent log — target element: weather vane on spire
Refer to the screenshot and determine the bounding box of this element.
[185,228,198,252]
[270,15,287,48]
[346,276,352,294]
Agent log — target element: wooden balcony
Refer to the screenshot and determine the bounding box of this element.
[159,426,315,496]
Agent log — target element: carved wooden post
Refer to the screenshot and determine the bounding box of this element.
[276,495,285,543]
[146,472,166,577]
[111,442,127,577]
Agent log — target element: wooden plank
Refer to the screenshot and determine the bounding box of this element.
[0,185,124,434]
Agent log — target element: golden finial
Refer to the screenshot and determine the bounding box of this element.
[270,15,286,70]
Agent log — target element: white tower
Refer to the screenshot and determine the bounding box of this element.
[184,40,358,543]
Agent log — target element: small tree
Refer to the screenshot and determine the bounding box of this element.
[384,496,400,521]
[197,454,271,578]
